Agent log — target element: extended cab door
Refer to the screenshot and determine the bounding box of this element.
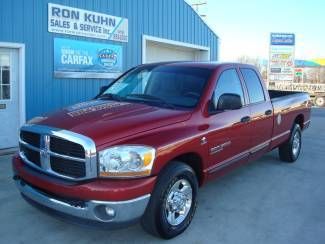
[239,67,274,159]
[206,68,252,175]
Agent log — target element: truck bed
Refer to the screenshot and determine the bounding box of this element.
[267,89,311,150]
[268,90,307,100]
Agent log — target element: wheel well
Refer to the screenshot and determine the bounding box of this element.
[294,114,304,129]
[173,153,204,186]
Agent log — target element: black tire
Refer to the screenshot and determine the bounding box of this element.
[141,161,198,239]
[278,124,302,163]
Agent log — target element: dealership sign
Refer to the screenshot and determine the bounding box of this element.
[270,33,295,46]
[48,3,128,42]
[54,38,123,78]
[269,33,295,83]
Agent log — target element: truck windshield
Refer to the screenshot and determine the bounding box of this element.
[99,65,212,109]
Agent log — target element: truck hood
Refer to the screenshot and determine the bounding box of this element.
[34,100,191,146]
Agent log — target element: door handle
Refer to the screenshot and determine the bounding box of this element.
[240,116,251,123]
[265,109,272,115]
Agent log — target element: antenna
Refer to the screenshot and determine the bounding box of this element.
[190,1,207,18]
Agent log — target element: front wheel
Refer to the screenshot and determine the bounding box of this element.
[141,161,198,239]
[278,124,302,163]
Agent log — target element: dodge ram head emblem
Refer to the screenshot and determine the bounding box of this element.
[40,135,51,170]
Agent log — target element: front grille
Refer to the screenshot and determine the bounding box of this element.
[50,156,86,178]
[20,131,40,148]
[18,127,92,180]
[20,144,41,167]
[50,137,85,159]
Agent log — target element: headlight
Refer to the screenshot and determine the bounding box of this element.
[98,145,155,178]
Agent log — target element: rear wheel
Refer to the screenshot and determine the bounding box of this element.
[278,124,302,163]
[141,161,198,239]
[315,96,325,107]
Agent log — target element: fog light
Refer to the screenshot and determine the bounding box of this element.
[94,205,116,221]
[105,206,115,217]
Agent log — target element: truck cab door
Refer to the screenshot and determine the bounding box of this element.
[239,68,274,159]
[205,68,251,177]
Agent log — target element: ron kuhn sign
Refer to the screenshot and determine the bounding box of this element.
[48,3,128,42]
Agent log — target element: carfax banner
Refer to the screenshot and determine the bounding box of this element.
[48,3,128,42]
[54,38,123,79]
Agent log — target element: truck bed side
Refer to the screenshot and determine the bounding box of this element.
[269,90,311,149]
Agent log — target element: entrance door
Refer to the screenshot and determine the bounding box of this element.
[0,48,19,149]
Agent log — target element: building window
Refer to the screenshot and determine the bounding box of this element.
[0,53,10,100]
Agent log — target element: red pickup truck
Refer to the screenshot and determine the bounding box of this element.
[13,62,311,239]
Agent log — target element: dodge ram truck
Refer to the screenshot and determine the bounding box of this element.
[13,62,311,239]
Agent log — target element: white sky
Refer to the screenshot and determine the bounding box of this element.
[186,0,325,62]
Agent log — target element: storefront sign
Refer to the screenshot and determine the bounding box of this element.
[295,68,303,77]
[48,3,128,42]
[270,33,295,46]
[54,38,123,79]
[268,33,295,84]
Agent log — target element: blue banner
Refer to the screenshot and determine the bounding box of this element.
[270,33,295,46]
[54,38,123,78]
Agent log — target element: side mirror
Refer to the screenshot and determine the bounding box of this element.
[209,93,242,114]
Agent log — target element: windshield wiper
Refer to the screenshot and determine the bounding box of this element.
[126,94,176,109]
[97,93,124,102]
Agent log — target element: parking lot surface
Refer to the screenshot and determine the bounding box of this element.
[1,108,324,244]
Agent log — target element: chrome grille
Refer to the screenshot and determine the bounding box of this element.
[20,131,40,148]
[19,124,97,181]
[50,156,86,178]
[50,137,85,158]
[20,143,41,167]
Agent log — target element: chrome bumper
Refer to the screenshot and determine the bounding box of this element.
[15,179,150,226]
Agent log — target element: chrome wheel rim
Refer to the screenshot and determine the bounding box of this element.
[315,97,325,107]
[292,131,301,156]
[165,179,193,226]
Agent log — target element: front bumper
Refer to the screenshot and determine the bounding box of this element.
[15,177,150,226]
[12,155,155,227]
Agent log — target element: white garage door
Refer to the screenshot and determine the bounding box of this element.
[143,36,210,64]
[146,42,196,63]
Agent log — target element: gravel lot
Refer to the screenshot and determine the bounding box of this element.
[1,108,324,244]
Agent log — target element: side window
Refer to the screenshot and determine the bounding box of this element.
[240,68,265,103]
[213,69,245,106]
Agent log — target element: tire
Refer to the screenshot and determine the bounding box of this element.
[141,161,198,239]
[315,96,325,107]
[278,124,302,163]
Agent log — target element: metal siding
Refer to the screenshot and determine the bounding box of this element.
[0,0,218,119]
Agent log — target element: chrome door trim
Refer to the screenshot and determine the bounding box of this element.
[207,130,293,174]
[271,130,290,141]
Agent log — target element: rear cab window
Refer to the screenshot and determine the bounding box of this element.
[240,68,265,104]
